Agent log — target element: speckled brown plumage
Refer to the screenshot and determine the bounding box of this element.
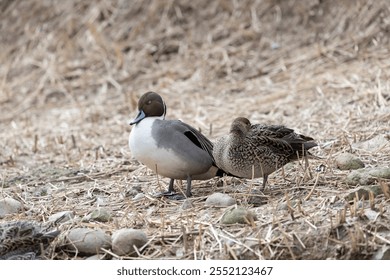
[213,117,317,188]
[0,220,60,260]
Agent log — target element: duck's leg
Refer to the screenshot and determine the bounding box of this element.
[156,179,176,197]
[156,178,187,200]
[167,178,175,193]
[262,174,268,189]
[186,176,192,197]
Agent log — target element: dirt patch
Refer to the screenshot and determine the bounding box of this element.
[1,0,390,259]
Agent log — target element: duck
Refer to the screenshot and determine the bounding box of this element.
[0,220,60,260]
[129,91,225,197]
[213,117,317,188]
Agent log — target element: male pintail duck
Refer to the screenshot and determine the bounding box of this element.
[0,220,60,260]
[213,117,317,188]
[129,91,225,197]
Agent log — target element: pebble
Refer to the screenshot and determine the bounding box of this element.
[112,229,148,256]
[369,167,390,179]
[277,200,299,211]
[335,153,364,170]
[353,135,389,151]
[344,167,390,185]
[205,193,235,207]
[85,254,106,260]
[364,209,380,221]
[180,199,194,210]
[175,247,185,258]
[345,185,383,201]
[133,193,145,201]
[90,208,112,222]
[67,228,111,255]
[221,207,257,224]
[96,197,107,207]
[48,211,74,223]
[372,246,390,260]
[0,198,22,218]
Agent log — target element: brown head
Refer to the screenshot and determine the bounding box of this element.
[230,117,251,136]
[130,92,166,125]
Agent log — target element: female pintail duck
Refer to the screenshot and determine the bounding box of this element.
[0,220,60,260]
[129,92,225,197]
[213,117,317,188]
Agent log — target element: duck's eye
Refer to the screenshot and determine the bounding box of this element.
[146,100,152,105]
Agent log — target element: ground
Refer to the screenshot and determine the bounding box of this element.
[1,0,390,259]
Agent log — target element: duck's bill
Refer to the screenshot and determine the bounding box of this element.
[129,110,146,125]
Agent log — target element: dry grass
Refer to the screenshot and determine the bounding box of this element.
[1,0,390,259]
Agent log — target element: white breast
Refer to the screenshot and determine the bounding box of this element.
[129,117,189,179]
[129,117,156,162]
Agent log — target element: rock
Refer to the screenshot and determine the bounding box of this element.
[205,193,235,207]
[133,193,145,201]
[345,185,383,201]
[90,208,112,222]
[344,169,369,185]
[96,197,107,207]
[364,209,379,221]
[247,190,265,206]
[277,200,299,211]
[48,211,74,223]
[221,207,257,224]
[67,228,111,255]
[369,167,390,179]
[372,246,390,260]
[283,162,296,171]
[180,199,194,210]
[86,254,106,260]
[0,198,22,218]
[353,135,389,152]
[345,167,390,186]
[277,202,288,211]
[82,208,112,222]
[335,153,364,170]
[175,247,185,258]
[112,229,148,256]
